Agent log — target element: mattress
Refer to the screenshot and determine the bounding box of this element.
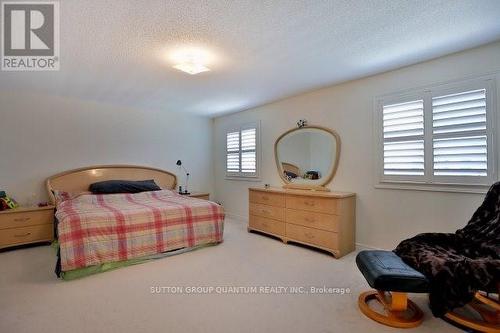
[55,190,224,272]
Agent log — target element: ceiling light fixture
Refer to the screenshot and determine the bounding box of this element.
[173,62,210,75]
[170,47,212,75]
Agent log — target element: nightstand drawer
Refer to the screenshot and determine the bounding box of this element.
[0,209,54,229]
[188,192,210,200]
[192,195,209,200]
[0,224,53,248]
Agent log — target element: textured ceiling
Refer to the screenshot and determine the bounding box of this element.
[1,0,500,117]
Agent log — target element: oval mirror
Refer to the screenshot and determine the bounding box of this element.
[275,126,340,191]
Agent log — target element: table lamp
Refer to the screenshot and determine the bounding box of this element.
[176,160,190,195]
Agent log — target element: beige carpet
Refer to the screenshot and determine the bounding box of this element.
[0,219,459,333]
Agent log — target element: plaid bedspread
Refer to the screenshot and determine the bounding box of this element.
[55,190,224,271]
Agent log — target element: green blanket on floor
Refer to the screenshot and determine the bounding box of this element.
[52,241,215,280]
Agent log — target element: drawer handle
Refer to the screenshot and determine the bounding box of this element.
[304,232,315,239]
[303,201,315,207]
[14,217,31,222]
[304,217,315,223]
[14,232,32,238]
[261,222,268,227]
[261,196,269,201]
[260,209,270,215]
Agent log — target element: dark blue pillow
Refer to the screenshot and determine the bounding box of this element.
[89,179,161,194]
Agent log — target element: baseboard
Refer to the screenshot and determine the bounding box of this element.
[225,211,248,223]
[355,242,387,251]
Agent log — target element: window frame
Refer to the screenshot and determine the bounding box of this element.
[374,75,497,193]
[225,121,261,180]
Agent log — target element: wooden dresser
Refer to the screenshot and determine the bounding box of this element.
[0,206,55,249]
[248,187,356,258]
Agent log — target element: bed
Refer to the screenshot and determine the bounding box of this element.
[46,165,224,279]
[281,162,321,182]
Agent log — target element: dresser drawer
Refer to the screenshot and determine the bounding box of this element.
[249,215,285,236]
[0,209,54,230]
[286,223,338,250]
[249,190,285,207]
[249,203,284,221]
[285,209,338,232]
[286,195,339,214]
[0,224,53,248]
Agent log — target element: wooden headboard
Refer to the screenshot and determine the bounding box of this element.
[281,162,300,176]
[46,165,177,204]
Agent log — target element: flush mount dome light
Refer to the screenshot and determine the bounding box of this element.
[173,62,210,75]
[170,47,212,75]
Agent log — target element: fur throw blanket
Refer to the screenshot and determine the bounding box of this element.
[394,182,500,317]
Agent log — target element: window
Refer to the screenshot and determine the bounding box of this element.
[375,76,497,191]
[226,122,260,178]
[383,99,425,177]
[432,89,488,178]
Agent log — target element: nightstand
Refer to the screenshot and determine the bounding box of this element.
[188,192,210,200]
[0,206,55,249]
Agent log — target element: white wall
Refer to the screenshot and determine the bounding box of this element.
[278,132,311,174]
[309,132,334,178]
[0,92,214,205]
[213,41,500,250]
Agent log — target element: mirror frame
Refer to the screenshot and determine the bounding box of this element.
[274,125,341,191]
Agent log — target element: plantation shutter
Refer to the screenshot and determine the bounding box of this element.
[241,127,257,175]
[226,131,240,174]
[432,89,488,177]
[382,100,425,176]
[226,123,258,177]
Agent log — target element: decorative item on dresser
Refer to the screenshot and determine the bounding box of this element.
[248,187,356,258]
[188,192,210,200]
[0,206,55,250]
